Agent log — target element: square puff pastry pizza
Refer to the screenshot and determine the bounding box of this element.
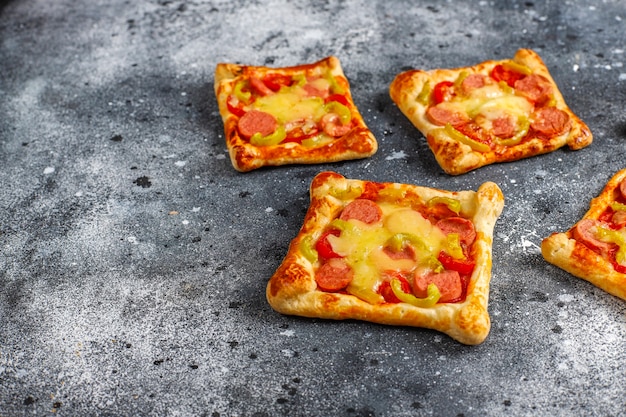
[266,171,505,345]
[214,56,377,172]
[389,49,592,175]
[542,168,626,301]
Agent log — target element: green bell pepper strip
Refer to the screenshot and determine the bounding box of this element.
[250,125,286,146]
[444,123,491,152]
[497,81,515,95]
[454,70,470,90]
[378,187,407,201]
[426,255,444,273]
[329,218,358,234]
[416,80,431,105]
[497,116,530,147]
[330,185,363,200]
[324,101,351,124]
[610,202,626,212]
[233,80,251,103]
[444,233,464,260]
[502,60,532,76]
[387,233,427,252]
[325,72,345,95]
[427,196,461,214]
[300,235,318,263]
[391,279,441,308]
[596,226,626,265]
[292,73,307,88]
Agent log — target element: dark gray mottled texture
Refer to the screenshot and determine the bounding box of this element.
[1,0,625,416]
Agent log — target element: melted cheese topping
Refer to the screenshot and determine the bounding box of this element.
[240,73,350,146]
[253,91,325,124]
[442,81,534,141]
[325,203,450,304]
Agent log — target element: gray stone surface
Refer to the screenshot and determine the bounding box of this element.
[1,0,625,416]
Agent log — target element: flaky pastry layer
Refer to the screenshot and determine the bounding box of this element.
[266,171,505,345]
[389,49,592,175]
[214,56,377,172]
[542,168,626,301]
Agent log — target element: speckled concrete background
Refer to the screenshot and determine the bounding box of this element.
[1,0,625,416]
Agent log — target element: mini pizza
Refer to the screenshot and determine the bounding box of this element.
[266,171,504,345]
[389,48,592,175]
[214,56,377,172]
[542,168,626,301]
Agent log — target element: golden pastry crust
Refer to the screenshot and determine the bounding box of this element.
[266,171,505,345]
[214,56,377,172]
[542,168,626,301]
[389,49,592,175]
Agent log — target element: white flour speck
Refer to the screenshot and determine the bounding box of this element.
[282,349,296,357]
[573,64,579,72]
[175,160,187,167]
[619,73,626,81]
[192,207,200,212]
[385,150,407,161]
[279,330,295,337]
[43,167,55,174]
[265,207,274,213]
[558,294,575,303]
[127,236,138,244]
[182,220,189,225]
[216,154,226,160]
[75,191,83,197]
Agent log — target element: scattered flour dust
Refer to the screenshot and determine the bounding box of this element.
[385,150,407,161]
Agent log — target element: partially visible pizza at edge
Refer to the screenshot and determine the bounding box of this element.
[389,48,592,175]
[542,168,626,301]
[266,171,504,345]
[214,56,377,172]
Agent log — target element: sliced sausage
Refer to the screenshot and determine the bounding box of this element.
[461,73,486,95]
[249,77,274,96]
[303,83,330,99]
[237,110,277,139]
[320,113,351,137]
[491,115,516,138]
[531,107,571,137]
[426,104,470,126]
[315,258,354,292]
[339,199,382,224]
[514,74,553,104]
[572,219,613,253]
[436,217,476,246]
[383,245,415,260]
[414,269,462,303]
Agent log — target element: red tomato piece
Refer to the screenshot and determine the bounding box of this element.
[263,74,293,92]
[490,64,526,87]
[315,230,342,260]
[437,251,475,275]
[325,94,349,106]
[612,262,626,274]
[454,122,493,148]
[598,207,615,224]
[226,96,246,117]
[378,272,412,303]
[433,81,455,104]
